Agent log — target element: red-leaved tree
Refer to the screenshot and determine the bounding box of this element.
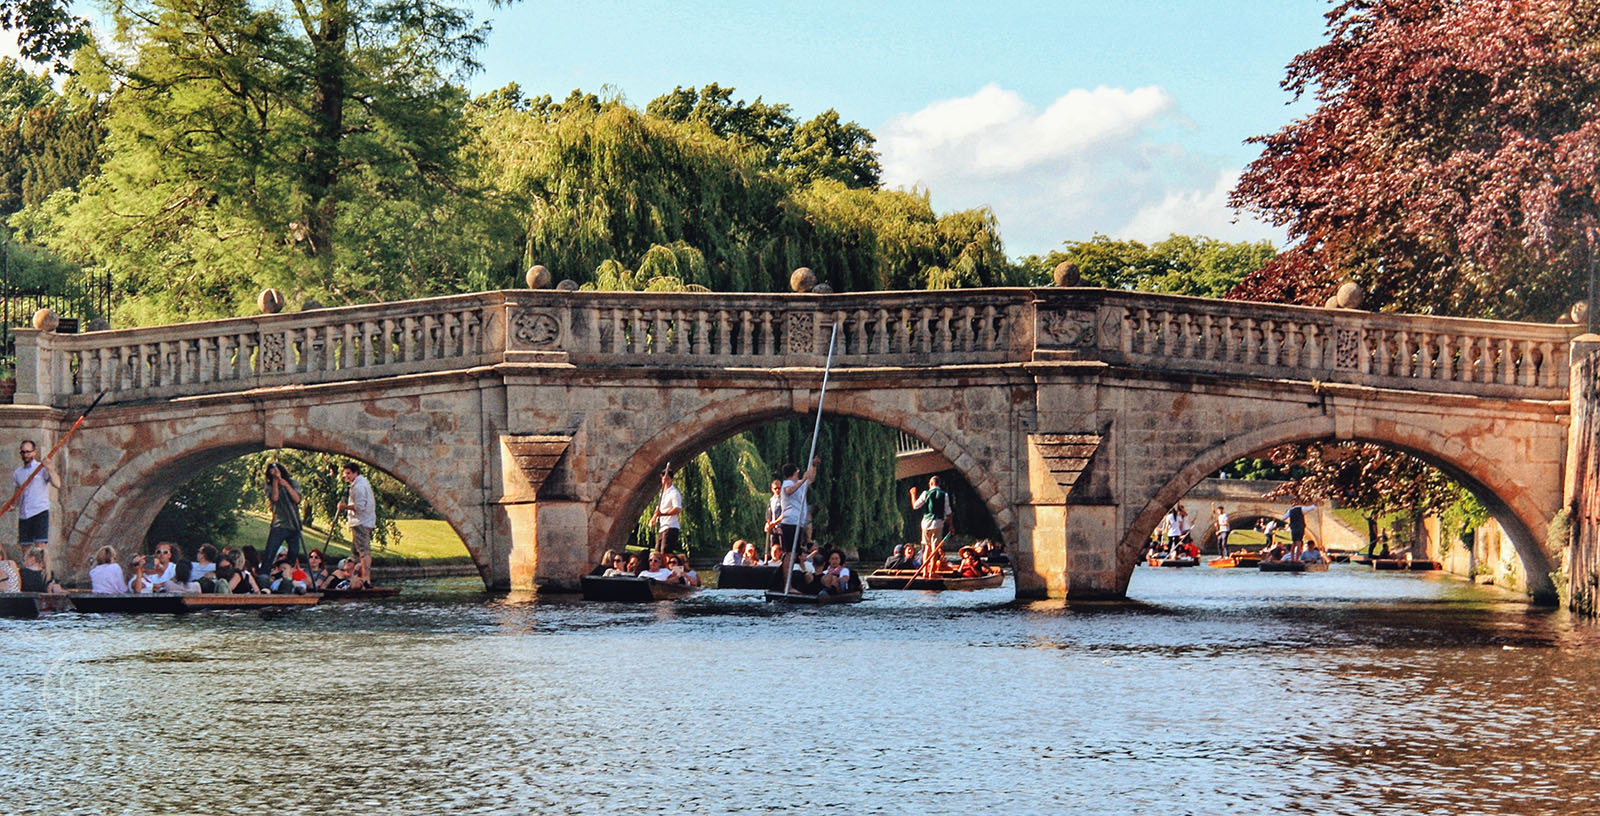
[1231,0,1600,321]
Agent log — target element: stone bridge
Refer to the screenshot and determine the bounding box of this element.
[0,287,1580,601]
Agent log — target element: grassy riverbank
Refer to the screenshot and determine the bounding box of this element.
[225,513,473,565]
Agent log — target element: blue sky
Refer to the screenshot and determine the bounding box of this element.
[466,0,1332,256]
[3,0,1332,257]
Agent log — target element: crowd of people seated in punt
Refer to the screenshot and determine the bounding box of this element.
[590,550,701,587]
[883,540,1007,575]
[79,542,369,595]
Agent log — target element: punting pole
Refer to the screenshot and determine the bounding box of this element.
[783,322,840,595]
[0,390,106,516]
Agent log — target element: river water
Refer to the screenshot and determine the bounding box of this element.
[3,564,1599,815]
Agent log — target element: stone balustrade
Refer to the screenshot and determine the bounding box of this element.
[1034,289,1577,400]
[9,288,1580,407]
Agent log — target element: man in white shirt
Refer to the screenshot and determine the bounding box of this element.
[651,470,683,553]
[11,439,53,560]
[722,539,747,566]
[337,461,377,579]
[636,551,676,582]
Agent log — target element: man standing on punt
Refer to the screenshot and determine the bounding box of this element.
[12,440,53,560]
[651,469,683,553]
[337,462,377,579]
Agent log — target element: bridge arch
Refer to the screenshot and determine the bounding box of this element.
[1122,414,1557,600]
[65,419,484,577]
[589,388,1019,560]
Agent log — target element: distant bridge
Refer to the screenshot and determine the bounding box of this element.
[0,286,1579,601]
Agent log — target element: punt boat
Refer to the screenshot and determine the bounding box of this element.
[714,564,781,590]
[580,575,699,602]
[69,593,321,613]
[863,570,1003,590]
[764,588,863,605]
[0,592,74,618]
[319,587,402,600]
[1258,560,1330,573]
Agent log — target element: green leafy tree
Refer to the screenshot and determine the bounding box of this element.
[12,0,518,323]
[1019,234,1275,297]
[146,458,253,549]
[646,83,881,189]
[0,0,87,71]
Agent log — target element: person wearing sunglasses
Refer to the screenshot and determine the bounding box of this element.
[11,440,54,560]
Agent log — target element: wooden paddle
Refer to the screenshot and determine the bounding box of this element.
[0,391,106,517]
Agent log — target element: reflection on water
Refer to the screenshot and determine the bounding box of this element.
[3,565,1599,815]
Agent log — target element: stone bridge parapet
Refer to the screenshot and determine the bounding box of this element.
[13,288,1579,408]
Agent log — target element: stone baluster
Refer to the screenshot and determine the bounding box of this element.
[1194,314,1212,360]
[623,309,639,356]
[1358,328,1374,375]
[1374,329,1391,377]
[955,305,974,351]
[1174,313,1193,359]
[1260,321,1278,367]
[1498,337,1513,385]
[1437,334,1456,382]
[648,309,665,355]
[933,307,951,354]
[691,310,709,356]
[760,311,776,357]
[715,310,732,356]
[1540,341,1558,387]
[1517,339,1535,387]
[736,310,752,356]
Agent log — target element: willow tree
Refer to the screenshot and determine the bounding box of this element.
[12,0,519,323]
[472,88,1012,555]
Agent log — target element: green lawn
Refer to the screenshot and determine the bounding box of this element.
[225,513,473,564]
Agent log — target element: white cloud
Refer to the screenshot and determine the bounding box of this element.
[1,29,23,63]
[1119,169,1281,245]
[878,84,1281,257]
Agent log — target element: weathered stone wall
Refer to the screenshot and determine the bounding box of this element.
[1565,340,1600,614]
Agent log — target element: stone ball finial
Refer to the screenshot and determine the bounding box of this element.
[790,267,817,293]
[812,283,834,294]
[556,278,580,292]
[31,308,58,332]
[1052,261,1081,287]
[1571,300,1590,326]
[1334,281,1365,309]
[301,299,325,311]
[258,288,284,314]
[525,264,551,289]
[86,317,110,332]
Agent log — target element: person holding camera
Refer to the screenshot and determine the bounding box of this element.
[263,462,305,568]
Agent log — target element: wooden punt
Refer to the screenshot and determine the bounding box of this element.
[319,587,402,600]
[580,575,699,602]
[1147,557,1199,568]
[0,592,74,618]
[69,593,321,613]
[863,570,1003,590]
[1372,559,1443,571]
[714,564,781,590]
[1259,560,1330,573]
[1232,554,1263,568]
[764,588,863,605]
[1206,558,1237,568]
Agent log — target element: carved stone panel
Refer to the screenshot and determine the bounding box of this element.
[785,311,815,355]
[510,309,562,349]
[1039,309,1097,348]
[260,332,286,374]
[1334,327,1361,370]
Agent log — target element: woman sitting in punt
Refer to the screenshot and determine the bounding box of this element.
[818,550,853,596]
[601,552,633,577]
[956,546,988,578]
[19,547,60,593]
[592,549,621,576]
[89,546,125,594]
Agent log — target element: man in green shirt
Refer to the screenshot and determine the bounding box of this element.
[909,475,953,577]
